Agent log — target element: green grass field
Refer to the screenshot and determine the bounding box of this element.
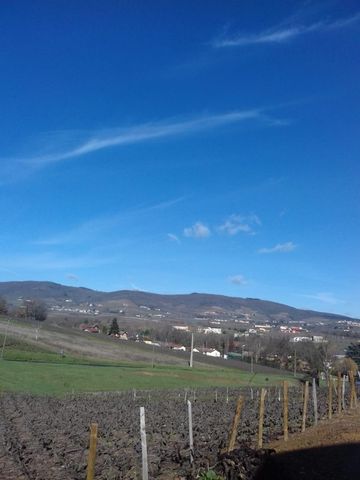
[0,331,296,395]
[0,359,295,395]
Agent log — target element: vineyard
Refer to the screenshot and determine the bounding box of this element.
[1,378,355,480]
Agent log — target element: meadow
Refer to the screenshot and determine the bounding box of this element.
[0,332,294,395]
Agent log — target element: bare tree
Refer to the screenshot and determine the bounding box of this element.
[24,299,47,322]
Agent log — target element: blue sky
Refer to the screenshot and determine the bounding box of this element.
[0,1,359,316]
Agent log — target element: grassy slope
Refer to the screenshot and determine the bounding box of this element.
[0,320,296,395]
[0,360,294,395]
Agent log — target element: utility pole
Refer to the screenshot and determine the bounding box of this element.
[189,333,194,368]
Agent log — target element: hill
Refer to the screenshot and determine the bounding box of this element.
[0,280,355,324]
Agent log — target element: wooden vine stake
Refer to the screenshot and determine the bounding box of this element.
[140,407,148,480]
[353,372,358,408]
[187,400,194,465]
[283,381,289,441]
[312,378,318,426]
[337,372,342,414]
[301,381,309,433]
[328,377,333,420]
[349,371,357,408]
[227,395,244,453]
[257,388,267,448]
[342,375,346,411]
[86,423,98,480]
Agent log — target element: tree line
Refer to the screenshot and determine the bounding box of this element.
[0,296,47,322]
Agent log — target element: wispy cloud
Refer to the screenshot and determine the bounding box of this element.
[184,222,211,238]
[33,197,186,246]
[219,214,261,236]
[66,273,79,282]
[4,109,285,170]
[213,12,360,48]
[229,274,248,285]
[258,241,297,254]
[167,233,181,244]
[0,252,116,271]
[301,292,345,305]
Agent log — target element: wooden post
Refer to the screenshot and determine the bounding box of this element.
[189,333,194,368]
[312,378,318,425]
[226,386,229,404]
[86,423,98,480]
[184,389,187,404]
[140,407,148,480]
[301,381,309,432]
[328,377,333,420]
[257,388,266,448]
[342,375,346,411]
[215,389,218,402]
[353,376,358,408]
[187,400,194,465]
[337,372,342,414]
[227,395,244,453]
[349,371,353,408]
[283,381,289,441]
[0,316,11,359]
[349,371,357,408]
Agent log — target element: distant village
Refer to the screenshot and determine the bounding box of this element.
[4,291,360,375]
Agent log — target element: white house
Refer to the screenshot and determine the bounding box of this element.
[173,325,190,331]
[205,349,221,357]
[172,345,186,351]
[203,327,222,335]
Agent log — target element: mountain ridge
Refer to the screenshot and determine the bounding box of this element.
[0,280,356,322]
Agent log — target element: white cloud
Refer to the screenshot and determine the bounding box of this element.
[219,214,261,236]
[3,109,285,170]
[183,222,211,238]
[167,233,181,244]
[301,292,345,305]
[229,274,248,285]
[258,241,297,254]
[213,12,360,48]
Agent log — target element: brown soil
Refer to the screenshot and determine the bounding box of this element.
[268,407,360,452]
[255,407,360,480]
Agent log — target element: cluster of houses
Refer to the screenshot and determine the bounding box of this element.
[79,323,100,334]
[79,323,129,340]
[79,323,222,357]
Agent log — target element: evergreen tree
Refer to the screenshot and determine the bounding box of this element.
[109,317,119,335]
[346,342,360,368]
